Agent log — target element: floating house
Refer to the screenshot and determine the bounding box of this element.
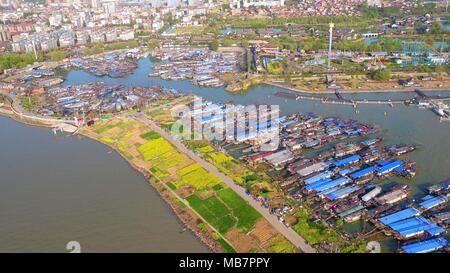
[401,237,448,253]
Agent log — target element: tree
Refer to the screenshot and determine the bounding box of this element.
[368,43,382,52]
[209,40,219,51]
[429,23,448,35]
[370,70,391,81]
[383,38,402,53]
[47,50,68,62]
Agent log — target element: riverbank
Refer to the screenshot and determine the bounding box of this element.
[80,127,227,253]
[0,114,211,252]
[0,108,224,252]
[82,116,298,253]
[265,81,450,94]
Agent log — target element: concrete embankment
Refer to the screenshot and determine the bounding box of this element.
[266,82,450,94]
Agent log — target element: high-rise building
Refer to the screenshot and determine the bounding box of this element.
[103,1,116,15]
[91,0,100,9]
[0,0,11,8]
[367,0,381,7]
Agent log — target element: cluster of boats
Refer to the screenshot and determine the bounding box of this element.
[371,181,450,253]
[68,49,143,78]
[149,46,242,88]
[44,83,182,115]
[181,98,448,252]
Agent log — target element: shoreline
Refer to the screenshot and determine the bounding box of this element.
[264,81,450,94]
[0,110,223,253]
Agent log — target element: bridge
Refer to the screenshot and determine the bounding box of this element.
[275,89,450,106]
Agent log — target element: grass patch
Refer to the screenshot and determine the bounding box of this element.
[140,130,161,140]
[206,152,251,184]
[166,182,177,191]
[195,145,215,153]
[216,238,236,253]
[186,195,236,234]
[212,184,224,191]
[95,121,121,134]
[150,166,169,178]
[217,188,261,232]
[268,235,296,253]
[292,208,343,246]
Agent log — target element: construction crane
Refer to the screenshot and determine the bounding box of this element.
[425,43,449,61]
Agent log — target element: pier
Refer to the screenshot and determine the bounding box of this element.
[274,86,450,107]
[275,91,405,106]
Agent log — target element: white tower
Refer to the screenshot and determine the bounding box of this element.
[328,22,334,69]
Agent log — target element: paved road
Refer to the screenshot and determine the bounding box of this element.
[133,113,316,253]
[0,92,75,125]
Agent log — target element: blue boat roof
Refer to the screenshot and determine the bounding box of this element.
[315,177,350,193]
[305,178,332,190]
[197,113,224,123]
[318,185,343,197]
[326,185,361,200]
[332,154,361,167]
[304,171,334,185]
[349,166,375,180]
[379,208,421,226]
[389,216,426,230]
[338,168,353,176]
[401,237,448,253]
[390,217,446,238]
[418,195,448,210]
[376,160,404,174]
[58,98,80,106]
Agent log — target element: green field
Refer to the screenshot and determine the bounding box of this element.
[292,208,343,246]
[140,130,161,140]
[216,238,236,253]
[186,195,236,234]
[94,119,138,134]
[217,188,261,232]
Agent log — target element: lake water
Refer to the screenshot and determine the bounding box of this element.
[0,116,209,253]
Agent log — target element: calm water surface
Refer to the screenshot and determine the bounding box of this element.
[0,116,208,252]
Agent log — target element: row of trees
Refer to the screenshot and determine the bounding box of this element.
[0,52,44,71]
[0,38,144,72]
[334,38,402,53]
[358,3,442,19]
[225,15,375,29]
